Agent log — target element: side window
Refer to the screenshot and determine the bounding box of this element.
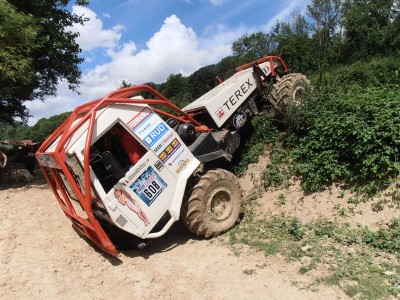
[90,122,147,193]
[272,58,283,72]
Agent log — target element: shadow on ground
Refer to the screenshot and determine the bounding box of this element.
[1,164,200,264]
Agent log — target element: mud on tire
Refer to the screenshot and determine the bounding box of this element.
[181,169,243,238]
[270,73,311,115]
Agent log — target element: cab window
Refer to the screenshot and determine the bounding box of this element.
[89,122,147,193]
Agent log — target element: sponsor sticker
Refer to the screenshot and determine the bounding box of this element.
[153,143,163,153]
[158,138,181,162]
[159,151,168,162]
[143,122,168,147]
[168,148,185,166]
[130,166,167,206]
[215,107,225,119]
[154,160,164,172]
[165,145,174,154]
[232,111,247,129]
[175,159,189,174]
[135,121,153,135]
[127,161,147,181]
[127,107,153,130]
[161,131,174,144]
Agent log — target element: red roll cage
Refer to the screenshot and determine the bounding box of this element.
[36,85,209,257]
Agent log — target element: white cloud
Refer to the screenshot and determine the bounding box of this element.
[25,2,311,126]
[26,13,238,125]
[25,0,308,125]
[208,0,229,5]
[25,82,79,125]
[201,23,249,49]
[79,15,235,98]
[70,5,124,52]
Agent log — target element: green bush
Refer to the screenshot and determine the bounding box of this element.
[285,85,400,192]
[313,54,400,92]
[361,218,400,256]
[231,114,278,175]
[261,148,293,189]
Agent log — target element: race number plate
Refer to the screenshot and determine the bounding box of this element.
[130,166,167,206]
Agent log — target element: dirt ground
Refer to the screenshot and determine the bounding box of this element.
[1,157,396,299]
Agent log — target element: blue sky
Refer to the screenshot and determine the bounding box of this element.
[26,0,310,125]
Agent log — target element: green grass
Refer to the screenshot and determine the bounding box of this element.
[226,199,400,299]
[223,79,400,299]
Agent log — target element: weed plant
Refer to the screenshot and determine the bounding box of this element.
[225,57,400,299]
[231,114,278,175]
[262,85,400,194]
[228,207,400,298]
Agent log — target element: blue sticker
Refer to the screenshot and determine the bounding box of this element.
[130,166,167,206]
[143,122,168,147]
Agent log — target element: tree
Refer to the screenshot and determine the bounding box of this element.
[3,126,17,142]
[0,1,38,123]
[271,12,314,74]
[30,112,70,142]
[342,0,400,62]
[232,32,276,63]
[160,74,188,98]
[307,0,344,84]
[119,80,132,88]
[214,56,241,80]
[0,0,88,124]
[159,73,191,107]
[188,65,218,99]
[388,0,400,50]
[231,16,315,75]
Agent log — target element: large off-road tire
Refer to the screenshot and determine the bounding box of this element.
[181,169,243,238]
[269,73,311,115]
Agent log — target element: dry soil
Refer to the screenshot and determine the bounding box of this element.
[1,155,396,299]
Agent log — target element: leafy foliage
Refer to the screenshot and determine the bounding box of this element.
[0,0,88,124]
[229,208,400,298]
[342,0,400,63]
[261,148,293,190]
[229,213,305,257]
[316,53,400,90]
[232,32,274,63]
[0,112,70,142]
[256,58,400,194]
[287,85,400,192]
[230,114,278,175]
[0,1,38,123]
[361,218,400,256]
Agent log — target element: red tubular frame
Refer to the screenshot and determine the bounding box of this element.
[235,56,288,74]
[36,85,208,257]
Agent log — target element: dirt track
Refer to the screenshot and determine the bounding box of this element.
[0,166,352,300]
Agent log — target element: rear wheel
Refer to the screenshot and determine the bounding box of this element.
[269,73,311,115]
[181,169,243,238]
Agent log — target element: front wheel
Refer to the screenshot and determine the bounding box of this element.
[181,169,243,238]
